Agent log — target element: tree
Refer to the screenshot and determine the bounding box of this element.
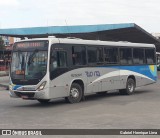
[0,37,5,50]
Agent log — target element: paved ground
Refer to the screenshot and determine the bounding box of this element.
[0,81,160,129]
[0,75,160,137]
[0,76,9,89]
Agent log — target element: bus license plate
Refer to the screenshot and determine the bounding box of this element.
[21,96,28,99]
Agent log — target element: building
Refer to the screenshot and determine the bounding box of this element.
[0,36,13,71]
[1,36,14,46]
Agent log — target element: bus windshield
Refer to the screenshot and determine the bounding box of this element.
[11,50,48,80]
[10,41,48,84]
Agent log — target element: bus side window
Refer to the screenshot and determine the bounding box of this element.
[145,49,155,64]
[87,47,97,64]
[50,50,67,72]
[72,46,86,65]
[97,47,103,63]
[87,46,103,64]
[58,51,67,67]
[50,51,58,71]
[133,48,145,64]
[120,48,132,65]
[104,47,118,64]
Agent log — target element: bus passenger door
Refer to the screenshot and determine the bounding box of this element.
[49,44,70,98]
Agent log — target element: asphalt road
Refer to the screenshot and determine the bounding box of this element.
[0,81,160,129]
[0,81,160,137]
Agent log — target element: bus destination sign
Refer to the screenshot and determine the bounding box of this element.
[17,42,44,48]
[14,41,48,50]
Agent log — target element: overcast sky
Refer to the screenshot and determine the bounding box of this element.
[0,0,160,33]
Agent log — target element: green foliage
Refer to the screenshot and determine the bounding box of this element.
[0,37,5,50]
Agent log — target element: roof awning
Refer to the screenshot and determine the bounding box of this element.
[0,23,160,50]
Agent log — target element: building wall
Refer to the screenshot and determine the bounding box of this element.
[9,37,14,44]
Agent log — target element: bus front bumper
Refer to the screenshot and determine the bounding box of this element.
[9,89,48,100]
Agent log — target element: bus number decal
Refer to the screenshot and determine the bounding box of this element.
[85,71,101,77]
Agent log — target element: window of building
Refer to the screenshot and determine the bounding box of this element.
[104,47,118,64]
[133,48,145,64]
[120,48,132,65]
[72,46,86,65]
[145,49,155,64]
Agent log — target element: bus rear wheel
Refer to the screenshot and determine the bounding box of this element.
[65,83,83,104]
[119,78,135,95]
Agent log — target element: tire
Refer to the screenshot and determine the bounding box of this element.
[37,99,50,104]
[65,83,83,104]
[119,78,135,95]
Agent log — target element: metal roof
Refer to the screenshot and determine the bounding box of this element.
[0,23,160,50]
[0,23,134,36]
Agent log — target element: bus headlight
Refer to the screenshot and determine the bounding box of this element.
[9,85,13,91]
[37,81,47,91]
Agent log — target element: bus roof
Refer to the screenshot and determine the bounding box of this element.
[17,38,155,48]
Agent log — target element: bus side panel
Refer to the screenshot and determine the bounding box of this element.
[49,68,88,99]
[119,65,157,87]
[86,67,121,92]
[49,67,121,98]
[48,65,157,99]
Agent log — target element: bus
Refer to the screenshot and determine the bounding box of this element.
[156,52,160,70]
[9,38,157,104]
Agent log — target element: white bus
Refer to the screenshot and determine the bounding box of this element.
[9,38,157,103]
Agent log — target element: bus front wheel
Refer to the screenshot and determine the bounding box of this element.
[65,83,83,104]
[119,78,135,95]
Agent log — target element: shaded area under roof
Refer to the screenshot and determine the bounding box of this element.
[0,23,160,51]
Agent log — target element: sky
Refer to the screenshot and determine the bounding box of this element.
[0,0,160,33]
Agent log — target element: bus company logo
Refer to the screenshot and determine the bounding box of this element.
[2,130,11,135]
[85,71,101,77]
[149,65,157,76]
[71,73,82,77]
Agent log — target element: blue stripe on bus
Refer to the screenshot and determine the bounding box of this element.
[101,65,157,81]
[13,85,22,90]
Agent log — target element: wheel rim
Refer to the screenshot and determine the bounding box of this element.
[70,88,79,99]
[128,82,134,92]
